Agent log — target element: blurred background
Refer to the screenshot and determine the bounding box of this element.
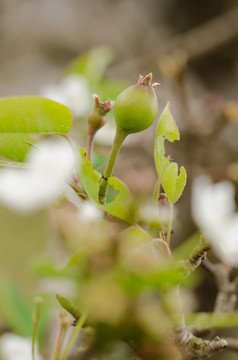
[1,0,238,220]
[1,0,238,358]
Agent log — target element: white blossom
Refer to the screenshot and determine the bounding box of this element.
[0,333,42,360]
[138,203,171,225]
[192,176,238,267]
[63,184,103,223]
[0,137,75,212]
[94,120,144,147]
[94,120,116,146]
[41,74,92,118]
[77,200,103,223]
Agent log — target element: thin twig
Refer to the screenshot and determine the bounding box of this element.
[175,328,228,359]
[201,259,216,278]
[225,337,238,353]
[177,235,211,279]
[86,133,94,163]
[166,202,173,246]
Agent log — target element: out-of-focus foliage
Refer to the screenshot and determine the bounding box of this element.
[64,46,128,102]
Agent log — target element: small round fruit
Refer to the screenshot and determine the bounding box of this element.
[114,73,158,134]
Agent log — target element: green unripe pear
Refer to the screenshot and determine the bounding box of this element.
[114,73,159,134]
[99,73,159,204]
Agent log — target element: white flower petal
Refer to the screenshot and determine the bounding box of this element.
[94,121,116,146]
[77,201,103,223]
[206,215,238,267]
[0,168,42,211]
[192,176,235,231]
[138,203,171,225]
[29,137,75,180]
[0,138,75,212]
[62,185,103,222]
[41,75,92,117]
[0,333,42,360]
[192,176,238,267]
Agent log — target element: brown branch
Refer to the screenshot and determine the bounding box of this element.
[175,241,238,359]
[108,5,238,78]
[177,236,211,279]
[186,335,227,359]
[201,259,217,277]
[214,271,234,313]
[168,6,238,60]
[225,337,238,353]
[211,263,237,313]
[175,328,227,359]
[214,290,237,314]
[201,259,238,313]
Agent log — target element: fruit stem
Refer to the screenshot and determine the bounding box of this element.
[153,178,161,208]
[87,132,94,163]
[99,127,127,204]
[166,201,173,246]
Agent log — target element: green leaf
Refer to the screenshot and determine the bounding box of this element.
[173,165,187,203]
[155,102,179,142]
[154,135,170,177]
[77,148,134,223]
[56,294,81,320]
[0,134,36,161]
[162,163,187,203]
[0,97,73,134]
[162,162,178,203]
[172,232,201,261]
[123,226,152,247]
[31,259,78,279]
[154,102,179,179]
[0,281,33,336]
[65,251,86,277]
[92,152,108,169]
[104,177,132,222]
[154,102,186,203]
[0,97,73,161]
[64,46,114,87]
[98,79,129,102]
[77,148,101,203]
[118,264,187,295]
